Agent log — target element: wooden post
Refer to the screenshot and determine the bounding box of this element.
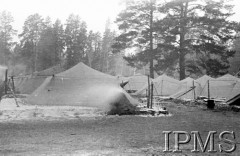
[150,82,154,109]
[161,79,163,96]
[4,69,8,94]
[147,75,150,108]
[207,80,210,100]
[193,80,196,100]
[11,76,15,93]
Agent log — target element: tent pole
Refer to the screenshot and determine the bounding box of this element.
[161,79,163,96]
[193,80,196,100]
[150,82,154,109]
[147,75,150,108]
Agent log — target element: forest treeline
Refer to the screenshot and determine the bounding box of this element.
[112,0,240,79]
[0,12,118,76]
[0,0,240,79]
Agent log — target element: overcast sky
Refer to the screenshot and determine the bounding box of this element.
[1,0,240,34]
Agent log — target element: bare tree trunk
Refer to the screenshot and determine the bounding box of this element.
[149,0,154,79]
[179,2,188,80]
[34,42,38,72]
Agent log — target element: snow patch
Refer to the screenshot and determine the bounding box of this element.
[0,98,104,122]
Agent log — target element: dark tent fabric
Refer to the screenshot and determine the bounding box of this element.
[226,94,240,105]
[26,62,138,112]
[13,64,64,94]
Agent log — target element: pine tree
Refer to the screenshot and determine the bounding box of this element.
[65,14,88,69]
[157,0,236,79]
[112,0,157,78]
[52,19,65,65]
[0,11,17,66]
[101,19,116,74]
[19,13,44,72]
[88,31,102,71]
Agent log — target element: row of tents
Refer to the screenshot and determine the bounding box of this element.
[2,62,240,107]
[117,74,240,105]
[0,63,138,114]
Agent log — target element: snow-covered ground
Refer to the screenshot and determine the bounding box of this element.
[0,98,103,122]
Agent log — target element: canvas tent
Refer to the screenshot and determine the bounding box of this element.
[216,74,240,82]
[26,62,137,113]
[123,74,150,92]
[226,94,240,105]
[197,74,239,100]
[13,64,64,94]
[135,74,180,96]
[33,64,64,76]
[195,75,214,87]
[225,81,240,105]
[171,77,202,100]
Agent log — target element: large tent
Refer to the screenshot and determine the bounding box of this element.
[26,62,137,112]
[171,77,202,100]
[135,74,180,96]
[13,64,64,94]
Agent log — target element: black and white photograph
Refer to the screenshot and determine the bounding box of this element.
[0,0,240,155]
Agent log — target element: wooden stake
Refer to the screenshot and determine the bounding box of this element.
[150,82,154,109]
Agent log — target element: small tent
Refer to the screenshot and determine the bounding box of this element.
[123,74,150,92]
[171,77,202,100]
[135,74,180,96]
[197,74,238,100]
[225,82,240,105]
[195,75,214,87]
[26,63,137,113]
